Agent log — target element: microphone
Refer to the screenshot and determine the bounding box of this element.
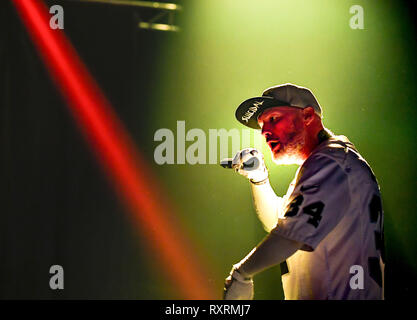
[220,157,258,169]
[220,158,233,168]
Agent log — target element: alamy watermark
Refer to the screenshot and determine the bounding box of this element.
[349,265,364,290]
[49,5,64,30]
[153,121,264,165]
[349,5,364,30]
[49,264,64,290]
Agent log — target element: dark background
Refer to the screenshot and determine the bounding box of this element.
[0,0,176,299]
[1,0,417,299]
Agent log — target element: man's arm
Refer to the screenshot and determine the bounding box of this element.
[230,148,284,232]
[250,180,284,232]
[223,232,302,300]
[237,231,302,277]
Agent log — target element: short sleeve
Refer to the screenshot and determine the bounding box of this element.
[271,154,350,251]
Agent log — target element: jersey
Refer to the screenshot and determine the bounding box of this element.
[271,133,385,300]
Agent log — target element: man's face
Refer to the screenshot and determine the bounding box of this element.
[258,106,306,165]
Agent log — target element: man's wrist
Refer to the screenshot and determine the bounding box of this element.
[232,264,252,282]
[250,177,269,185]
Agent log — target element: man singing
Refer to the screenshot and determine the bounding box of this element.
[223,83,385,300]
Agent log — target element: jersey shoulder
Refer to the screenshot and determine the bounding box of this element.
[300,134,379,187]
[295,135,354,186]
[314,135,354,160]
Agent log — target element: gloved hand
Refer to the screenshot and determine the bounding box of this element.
[223,266,254,300]
[232,148,268,184]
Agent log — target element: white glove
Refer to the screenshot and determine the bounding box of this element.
[223,266,254,300]
[232,148,268,183]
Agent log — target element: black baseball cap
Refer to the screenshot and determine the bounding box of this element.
[235,83,323,130]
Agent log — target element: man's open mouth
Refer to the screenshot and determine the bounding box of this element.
[268,141,281,152]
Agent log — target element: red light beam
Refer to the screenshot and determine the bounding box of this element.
[12,0,217,299]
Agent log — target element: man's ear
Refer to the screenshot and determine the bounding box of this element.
[302,106,315,126]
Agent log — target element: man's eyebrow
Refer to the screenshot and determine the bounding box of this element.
[264,110,283,117]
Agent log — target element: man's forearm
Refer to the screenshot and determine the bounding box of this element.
[250,179,284,232]
[235,232,302,278]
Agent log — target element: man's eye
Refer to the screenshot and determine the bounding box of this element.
[270,116,280,123]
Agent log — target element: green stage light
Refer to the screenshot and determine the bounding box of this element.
[147,0,417,299]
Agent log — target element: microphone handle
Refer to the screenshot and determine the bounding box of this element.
[220,157,257,169]
[220,158,233,168]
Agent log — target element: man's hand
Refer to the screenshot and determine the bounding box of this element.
[223,266,254,300]
[232,148,268,183]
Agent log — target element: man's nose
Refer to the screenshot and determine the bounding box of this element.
[261,125,272,138]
